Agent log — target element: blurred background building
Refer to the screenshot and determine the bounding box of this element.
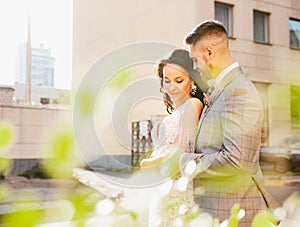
[16,43,55,87]
[10,43,69,105]
[73,0,300,157]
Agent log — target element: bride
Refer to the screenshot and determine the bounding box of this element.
[141,49,205,226]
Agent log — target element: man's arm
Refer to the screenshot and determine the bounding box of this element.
[181,85,264,178]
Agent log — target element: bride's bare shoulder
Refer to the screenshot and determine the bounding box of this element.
[184,98,203,116]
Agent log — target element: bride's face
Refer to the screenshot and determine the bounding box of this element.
[163,63,192,104]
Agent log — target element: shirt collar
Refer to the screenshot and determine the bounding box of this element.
[215,62,240,85]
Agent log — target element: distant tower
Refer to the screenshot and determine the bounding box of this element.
[16,43,55,87]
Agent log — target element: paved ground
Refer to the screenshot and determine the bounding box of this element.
[0,175,104,225]
[0,176,78,189]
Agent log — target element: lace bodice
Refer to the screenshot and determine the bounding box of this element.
[148,100,199,226]
[151,103,197,158]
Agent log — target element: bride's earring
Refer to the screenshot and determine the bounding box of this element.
[190,84,197,95]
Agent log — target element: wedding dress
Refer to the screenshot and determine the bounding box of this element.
[148,101,198,227]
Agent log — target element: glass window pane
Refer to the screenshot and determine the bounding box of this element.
[215,2,233,37]
[289,19,300,49]
[254,11,269,43]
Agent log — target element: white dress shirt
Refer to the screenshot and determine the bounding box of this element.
[215,62,240,86]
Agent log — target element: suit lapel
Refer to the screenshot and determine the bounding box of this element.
[196,66,243,139]
[218,67,243,91]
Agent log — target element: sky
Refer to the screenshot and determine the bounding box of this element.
[0,0,72,89]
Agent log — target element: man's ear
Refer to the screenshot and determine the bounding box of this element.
[205,45,214,60]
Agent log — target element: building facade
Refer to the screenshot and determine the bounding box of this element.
[73,0,300,155]
[16,43,55,87]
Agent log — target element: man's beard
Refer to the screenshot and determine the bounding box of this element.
[191,62,212,93]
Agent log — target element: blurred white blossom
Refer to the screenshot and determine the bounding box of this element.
[179,204,188,215]
[237,209,245,220]
[159,179,173,197]
[174,218,184,227]
[176,177,188,192]
[184,160,196,177]
[273,207,287,221]
[96,199,115,216]
[220,219,229,227]
[187,212,214,227]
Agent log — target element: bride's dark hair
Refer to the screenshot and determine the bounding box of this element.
[155,49,205,114]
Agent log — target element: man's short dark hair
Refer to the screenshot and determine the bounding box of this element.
[185,20,228,45]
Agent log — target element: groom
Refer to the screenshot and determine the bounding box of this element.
[182,20,280,226]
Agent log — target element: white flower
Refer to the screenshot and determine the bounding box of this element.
[174,218,184,227]
[220,219,229,227]
[187,212,213,227]
[179,204,188,215]
[159,179,173,197]
[96,199,115,216]
[273,207,287,221]
[176,177,188,192]
[184,160,197,177]
[237,209,246,220]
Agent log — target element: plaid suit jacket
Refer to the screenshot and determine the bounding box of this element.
[191,66,280,226]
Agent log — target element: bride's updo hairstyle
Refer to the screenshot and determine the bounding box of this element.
[155,49,205,114]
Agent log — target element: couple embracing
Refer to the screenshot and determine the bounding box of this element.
[140,20,280,227]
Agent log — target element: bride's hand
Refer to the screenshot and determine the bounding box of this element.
[140,154,166,168]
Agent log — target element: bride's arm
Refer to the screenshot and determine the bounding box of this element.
[181,98,202,130]
[141,99,203,168]
[174,98,202,153]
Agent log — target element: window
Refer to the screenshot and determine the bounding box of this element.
[253,10,270,44]
[289,18,300,49]
[215,2,233,37]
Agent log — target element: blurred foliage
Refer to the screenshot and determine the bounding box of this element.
[77,88,94,116]
[3,208,44,227]
[251,209,278,227]
[0,158,11,178]
[1,88,300,226]
[183,205,201,224]
[42,127,78,179]
[108,69,133,90]
[0,122,14,149]
[0,184,10,201]
[0,122,14,178]
[228,203,242,227]
[18,162,50,179]
[72,187,104,220]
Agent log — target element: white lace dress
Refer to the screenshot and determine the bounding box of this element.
[148,102,198,227]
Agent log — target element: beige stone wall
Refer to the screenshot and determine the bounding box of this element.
[73,0,300,151]
[0,105,70,159]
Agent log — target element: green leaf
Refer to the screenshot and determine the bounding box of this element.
[0,122,14,148]
[77,89,94,115]
[251,210,278,227]
[43,128,77,178]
